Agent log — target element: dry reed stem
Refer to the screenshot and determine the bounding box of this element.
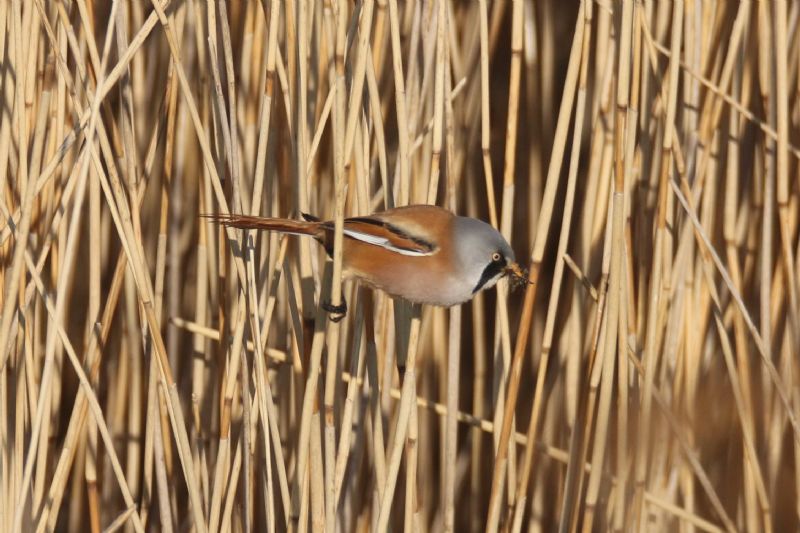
[511,3,593,529]
[487,4,585,531]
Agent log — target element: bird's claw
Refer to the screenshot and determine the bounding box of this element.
[322,300,347,322]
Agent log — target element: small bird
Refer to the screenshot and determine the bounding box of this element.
[206,204,525,318]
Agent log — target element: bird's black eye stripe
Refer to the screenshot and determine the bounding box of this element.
[472,260,506,294]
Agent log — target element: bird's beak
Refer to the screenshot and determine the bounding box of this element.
[504,262,527,280]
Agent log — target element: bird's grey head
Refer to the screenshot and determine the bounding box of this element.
[452,216,517,295]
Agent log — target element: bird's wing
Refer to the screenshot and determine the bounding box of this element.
[331,217,438,256]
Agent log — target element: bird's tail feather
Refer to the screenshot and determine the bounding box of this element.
[201,214,321,237]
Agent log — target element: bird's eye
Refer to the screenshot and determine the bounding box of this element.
[491,252,502,262]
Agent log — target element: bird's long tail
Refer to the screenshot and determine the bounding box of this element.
[201,213,322,237]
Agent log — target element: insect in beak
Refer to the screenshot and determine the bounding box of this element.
[504,262,530,286]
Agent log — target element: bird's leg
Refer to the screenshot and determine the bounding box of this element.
[322,297,348,322]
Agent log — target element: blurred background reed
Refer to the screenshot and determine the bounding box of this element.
[2,0,800,531]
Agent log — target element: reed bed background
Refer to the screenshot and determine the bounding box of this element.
[2,0,800,531]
